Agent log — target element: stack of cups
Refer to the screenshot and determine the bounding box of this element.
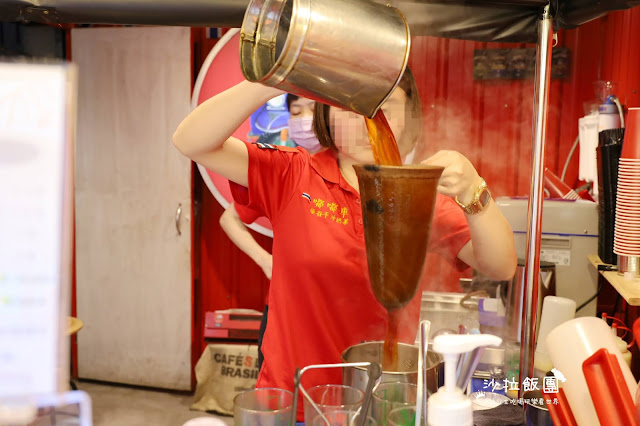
[614,107,640,276]
[597,128,625,265]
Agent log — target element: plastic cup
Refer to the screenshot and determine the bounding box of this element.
[617,204,640,209]
[614,238,640,245]
[615,216,640,221]
[614,244,640,249]
[616,192,640,197]
[372,383,417,425]
[309,411,377,426]
[613,239,640,245]
[614,226,640,232]
[615,198,640,204]
[234,388,293,426]
[615,231,640,235]
[614,220,640,226]
[614,236,640,241]
[614,211,640,217]
[621,108,640,159]
[614,246,640,253]
[387,406,416,426]
[304,385,364,425]
[614,235,640,242]
[613,223,640,230]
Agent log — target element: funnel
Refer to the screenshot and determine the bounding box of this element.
[353,164,443,310]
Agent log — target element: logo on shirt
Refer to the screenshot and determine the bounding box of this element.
[301,192,311,203]
[256,142,277,150]
[308,197,350,225]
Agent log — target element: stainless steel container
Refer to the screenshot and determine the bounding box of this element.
[618,255,640,277]
[341,342,443,395]
[239,0,410,118]
[505,259,556,342]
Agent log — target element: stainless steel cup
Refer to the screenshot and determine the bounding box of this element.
[239,0,410,118]
[340,342,443,395]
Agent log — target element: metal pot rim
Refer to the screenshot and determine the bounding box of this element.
[340,341,442,374]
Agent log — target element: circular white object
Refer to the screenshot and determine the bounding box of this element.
[181,418,227,426]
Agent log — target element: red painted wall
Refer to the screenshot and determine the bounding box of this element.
[192,10,640,357]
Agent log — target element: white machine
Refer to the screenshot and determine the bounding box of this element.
[496,197,599,316]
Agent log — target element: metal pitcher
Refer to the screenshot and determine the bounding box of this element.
[239,0,410,118]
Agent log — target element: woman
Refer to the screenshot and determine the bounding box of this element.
[219,94,321,370]
[173,69,517,420]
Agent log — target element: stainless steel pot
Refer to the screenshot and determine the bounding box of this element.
[340,341,443,395]
[239,0,410,118]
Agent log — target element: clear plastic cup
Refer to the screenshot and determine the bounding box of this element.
[387,406,416,426]
[371,382,417,425]
[233,388,293,425]
[309,410,377,426]
[304,384,364,425]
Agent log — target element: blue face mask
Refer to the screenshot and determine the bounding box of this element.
[288,116,322,153]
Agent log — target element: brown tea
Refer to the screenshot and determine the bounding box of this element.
[365,109,403,167]
[364,110,403,369]
[383,309,401,371]
[354,156,442,372]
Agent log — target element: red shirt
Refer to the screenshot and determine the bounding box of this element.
[230,143,470,420]
[234,202,261,224]
[231,202,271,305]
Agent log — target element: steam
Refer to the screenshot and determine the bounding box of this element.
[413,98,532,198]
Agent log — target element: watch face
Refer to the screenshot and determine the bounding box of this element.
[479,188,491,207]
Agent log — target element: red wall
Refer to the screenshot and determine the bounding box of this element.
[409,10,639,199]
[193,9,640,357]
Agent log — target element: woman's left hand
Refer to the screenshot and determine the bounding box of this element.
[421,150,482,203]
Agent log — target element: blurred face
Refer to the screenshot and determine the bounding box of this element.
[329,88,413,163]
[289,97,315,118]
[288,97,322,153]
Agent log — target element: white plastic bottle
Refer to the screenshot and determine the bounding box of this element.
[428,334,503,426]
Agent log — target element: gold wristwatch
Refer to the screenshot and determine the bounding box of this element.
[455,178,492,215]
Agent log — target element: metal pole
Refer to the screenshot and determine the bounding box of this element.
[519,4,553,397]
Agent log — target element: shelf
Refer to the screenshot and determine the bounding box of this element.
[588,254,640,306]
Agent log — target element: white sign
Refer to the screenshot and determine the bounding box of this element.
[0,62,75,398]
